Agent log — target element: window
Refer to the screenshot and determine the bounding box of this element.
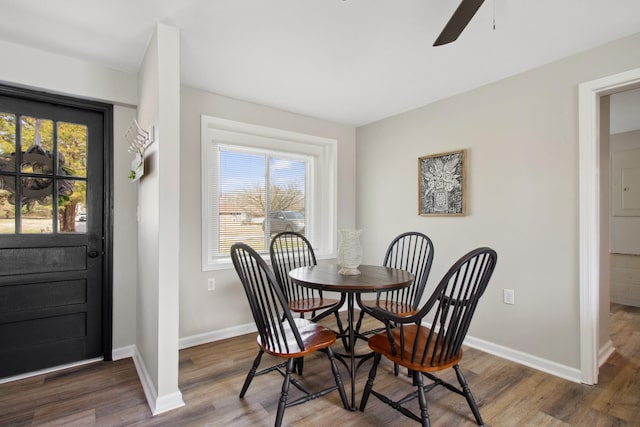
[201,116,337,270]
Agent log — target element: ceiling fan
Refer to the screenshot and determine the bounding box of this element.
[433,0,486,46]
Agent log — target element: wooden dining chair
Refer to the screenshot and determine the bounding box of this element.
[359,247,497,427]
[355,232,434,336]
[231,243,349,427]
[270,232,345,342]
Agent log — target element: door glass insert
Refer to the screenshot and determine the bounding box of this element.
[58,122,87,178]
[0,113,88,234]
[59,180,86,233]
[20,116,54,174]
[21,177,53,234]
[0,185,15,234]
[0,112,16,234]
[0,111,16,173]
[58,121,88,233]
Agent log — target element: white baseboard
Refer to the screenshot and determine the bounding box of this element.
[178,319,583,384]
[118,321,589,413]
[131,346,185,415]
[464,335,582,383]
[154,391,186,416]
[179,322,257,349]
[112,345,135,360]
[598,340,615,366]
[178,307,353,350]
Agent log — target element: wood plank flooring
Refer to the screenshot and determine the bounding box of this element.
[0,304,638,426]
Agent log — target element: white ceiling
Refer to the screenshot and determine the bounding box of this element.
[1,0,640,126]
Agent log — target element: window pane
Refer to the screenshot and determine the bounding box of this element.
[0,112,16,173]
[21,177,53,234]
[59,180,87,233]
[219,149,265,254]
[0,185,15,234]
[58,122,87,178]
[21,116,54,175]
[267,157,306,236]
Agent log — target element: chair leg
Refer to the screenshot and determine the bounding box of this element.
[333,310,348,351]
[275,358,295,427]
[240,350,263,398]
[294,308,304,375]
[359,352,381,411]
[392,363,411,377]
[326,346,349,409]
[295,357,304,375]
[453,365,484,426]
[414,370,432,427]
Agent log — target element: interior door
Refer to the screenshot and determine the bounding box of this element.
[0,87,110,378]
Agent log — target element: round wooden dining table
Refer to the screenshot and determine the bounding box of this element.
[289,263,414,410]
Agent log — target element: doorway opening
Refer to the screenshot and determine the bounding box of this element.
[578,67,640,384]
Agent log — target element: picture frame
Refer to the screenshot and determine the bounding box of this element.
[418,149,466,216]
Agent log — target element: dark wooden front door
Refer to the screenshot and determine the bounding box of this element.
[0,86,112,378]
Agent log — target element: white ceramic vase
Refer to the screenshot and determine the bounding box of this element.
[337,229,363,275]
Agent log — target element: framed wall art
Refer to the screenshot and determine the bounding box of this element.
[418,149,466,216]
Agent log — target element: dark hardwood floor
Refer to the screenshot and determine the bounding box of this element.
[0,304,638,426]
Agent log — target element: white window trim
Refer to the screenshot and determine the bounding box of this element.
[201,115,337,271]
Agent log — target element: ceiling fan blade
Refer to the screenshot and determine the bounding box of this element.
[433,0,485,46]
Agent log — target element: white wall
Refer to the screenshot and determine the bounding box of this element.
[113,104,138,349]
[136,27,161,395]
[0,39,139,352]
[135,23,183,414]
[155,24,182,408]
[356,32,640,373]
[0,39,136,107]
[178,86,356,340]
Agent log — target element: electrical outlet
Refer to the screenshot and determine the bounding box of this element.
[503,289,515,305]
[207,277,216,291]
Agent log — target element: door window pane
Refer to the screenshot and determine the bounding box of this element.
[21,177,53,234]
[0,185,15,234]
[20,117,53,174]
[59,180,87,233]
[58,122,87,178]
[0,112,16,233]
[0,112,16,173]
